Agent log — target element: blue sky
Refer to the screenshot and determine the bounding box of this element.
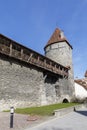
[0,0,87,78]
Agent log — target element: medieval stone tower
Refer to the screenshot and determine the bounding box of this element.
[0,28,75,111]
[44,28,75,101]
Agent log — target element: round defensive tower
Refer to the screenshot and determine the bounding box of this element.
[44,28,75,102]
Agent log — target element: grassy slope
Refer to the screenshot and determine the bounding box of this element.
[15,103,79,116]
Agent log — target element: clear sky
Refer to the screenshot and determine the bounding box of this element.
[0,0,87,79]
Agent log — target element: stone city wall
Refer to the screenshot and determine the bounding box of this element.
[0,54,44,110]
[0,54,71,111]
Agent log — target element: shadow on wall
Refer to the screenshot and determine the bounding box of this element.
[44,74,58,84]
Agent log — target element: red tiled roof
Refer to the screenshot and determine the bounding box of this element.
[44,28,72,49]
[75,78,87,90]
[84,70,87,77]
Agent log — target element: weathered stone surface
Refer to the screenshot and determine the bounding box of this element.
[0,53,71,111]
[45,41,75,101]
[0,55,43,110]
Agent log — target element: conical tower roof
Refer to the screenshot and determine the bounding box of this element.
[44,28,72,49]
[84,70,87,77]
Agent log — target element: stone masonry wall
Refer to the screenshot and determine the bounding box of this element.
[0,55,45,110]
[0,54,70,111]
[45,41,75,101]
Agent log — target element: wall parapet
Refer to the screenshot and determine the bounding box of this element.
[0,34,68,78]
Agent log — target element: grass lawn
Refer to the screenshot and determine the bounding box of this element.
[15,103,79,116]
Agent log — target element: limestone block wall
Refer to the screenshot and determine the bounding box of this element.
[0,55,45,110]
[0,54,71,111]
[45,42,72,68]
[44,75,71,104]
